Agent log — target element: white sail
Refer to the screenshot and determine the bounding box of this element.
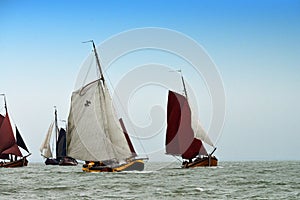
[67,80,132,161]
[192,117,214,147]
[103,85,133,160]
[40,122,54,158]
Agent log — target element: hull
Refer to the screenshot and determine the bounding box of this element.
[59,157,78,166]
[182,156,218,168]
[0,157,28,168]
[45,158,60,165]
[82,159,144,172]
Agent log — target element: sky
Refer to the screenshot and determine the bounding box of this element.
[0,0,299,162]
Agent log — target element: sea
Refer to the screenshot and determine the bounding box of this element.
[0,161,299,199]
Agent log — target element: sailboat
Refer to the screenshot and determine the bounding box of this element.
[0,94,31,168]
[66,40,146,172]
[40,107,77,166]
[165,71,218,168]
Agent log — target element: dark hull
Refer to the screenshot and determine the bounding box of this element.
[0,157,28,168]
[59,157,78,166]
[182,156,218,168]
[45,158,60,165]
[82,159,144,172]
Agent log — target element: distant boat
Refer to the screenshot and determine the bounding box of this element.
[66,40,146,172]
[165,71,218,168]
[0,94,31,168]
[40,107,77,166]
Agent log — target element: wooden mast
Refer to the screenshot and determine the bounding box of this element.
[83,40,105,85]
[178,70,188,100]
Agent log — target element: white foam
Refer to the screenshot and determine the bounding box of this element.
[195,187,204,192]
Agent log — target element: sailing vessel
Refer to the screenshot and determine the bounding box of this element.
[67,40,146,172]
[0,94,31,168]
[165,72,218,168]
[40,108,77,166]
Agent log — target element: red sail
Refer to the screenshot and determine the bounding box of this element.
[119,118,137,157]
[166,91,206,159]
[0,113,22,157]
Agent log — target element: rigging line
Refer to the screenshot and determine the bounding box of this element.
[172,155,183,163]
[80,55,95,91]
[104,70,149,158]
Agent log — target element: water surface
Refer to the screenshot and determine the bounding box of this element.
[0,161,299,199]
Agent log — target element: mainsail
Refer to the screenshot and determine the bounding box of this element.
[166,90,208,159]
[67,80,133,162]
[56,128,67,158]
[0,112,23,158]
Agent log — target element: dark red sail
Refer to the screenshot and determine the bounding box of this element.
[119,118,137,157]
[0,113,23,157]
[0,114,13,159]
[166,91,207,159]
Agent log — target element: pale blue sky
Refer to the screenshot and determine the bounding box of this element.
[0,0,299,162]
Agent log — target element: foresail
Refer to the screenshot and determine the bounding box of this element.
[103,85,132,160]
[16,126,30,153]
[40,122,54,158]
[192,119,214,147]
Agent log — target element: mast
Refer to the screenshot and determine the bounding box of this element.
[67,41,133,162]
[83,40,105,85]
[54,106,59,158]
[178,70,188,100]
[169,70,188,99]
[54,107,58,142]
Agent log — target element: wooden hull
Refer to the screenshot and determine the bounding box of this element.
[59,157,78,166]
[182,156,218,168]
[82,159,144,172]
[0,157,28,168]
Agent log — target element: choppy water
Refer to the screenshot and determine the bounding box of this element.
[0,161,299,199]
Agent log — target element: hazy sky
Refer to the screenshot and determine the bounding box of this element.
[0,0,299,162]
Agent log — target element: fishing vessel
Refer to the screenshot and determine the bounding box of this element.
[40,108,77,166]
[66,40,146,172]
[0,94,31,168]
[165,71,218,168]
